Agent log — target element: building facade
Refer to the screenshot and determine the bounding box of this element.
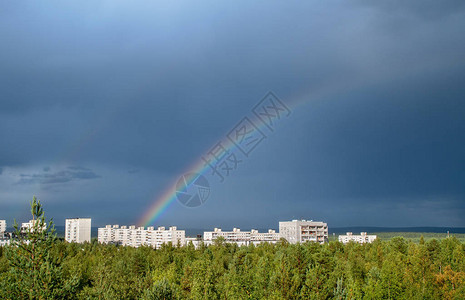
[0,220,6,241]
[98,225,185,248]
[279,220,328,244]
[185,236,203,248]
[338,232,377,244]
[0,220,5,236]
[250,229,280,245]
[203,228,280,246]
[97,219,329,248]
[65,218,91,243]
[98,225,117,244]
[21,220,47,233]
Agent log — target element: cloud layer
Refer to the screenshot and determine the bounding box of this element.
[0,0,464,228]
[16,166,100,185]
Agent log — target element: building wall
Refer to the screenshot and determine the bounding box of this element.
[97,220,329,248]
[279,221,299,244]
[21,220,47,232]
[98,225,186,248]
[279,220,328,244]
[203,228,280,246]
[98,225,118,244]
[185,237,202,248]
[65,218,91,243]
[338,232,377,244]
[0,220,5,234]
[0,220,6,240]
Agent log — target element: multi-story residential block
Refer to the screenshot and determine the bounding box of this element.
[250,229,280,245]
[98,225,118,244]
[204,228,250,246]
[150,226,185,248]
[279,220,328,244]
[185,236,203,248]
[96,219,329,248]
[65,218,91,243]
[98,225,185,248]
[338,232,377,244]
[0,220,5,235]
[0,220,6,240]
[203,228,280,246]
[115,225,131,245]
[21,219,47,233]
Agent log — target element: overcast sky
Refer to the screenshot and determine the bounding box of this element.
[1,1,464,229]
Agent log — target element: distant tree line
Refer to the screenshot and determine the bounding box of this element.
[0,197,464,299]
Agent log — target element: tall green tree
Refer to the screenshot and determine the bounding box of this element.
[0,196,78,299]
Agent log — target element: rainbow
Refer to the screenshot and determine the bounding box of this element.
[137,91,315,228]
[137,135,240,227]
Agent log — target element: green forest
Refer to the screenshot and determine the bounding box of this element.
[1,198,465,299]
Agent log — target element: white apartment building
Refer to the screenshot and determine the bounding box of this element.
[0,220,5,235]
[250,229,280,245]
[65,218,91,243]
[279,220,328,244]
[96,220,330,248]
[147,226,186,249]
[98,225,185,248]
[204,228,250,246]
[185,237,203,248]
[203,228,280,246]
[98,225,118,244]
[0,220,6,240]
[21,219,47,233]
[339,232,377,244]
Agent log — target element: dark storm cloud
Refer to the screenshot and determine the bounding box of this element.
[16,167,100,185]
[0,0,464,227]
[288,69,465,200]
